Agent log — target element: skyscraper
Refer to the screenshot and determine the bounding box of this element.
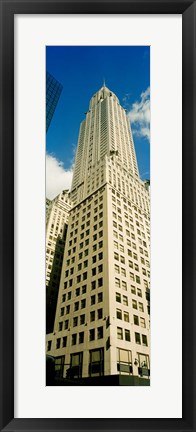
[46,71,63,132]
[46,85,150,385]
[46,190,72,334]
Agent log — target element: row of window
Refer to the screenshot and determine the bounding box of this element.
[116,292,144,312]
[117,327,148,345]
[60,292,103,316]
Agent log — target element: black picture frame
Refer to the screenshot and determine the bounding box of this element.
[0,1,195,431]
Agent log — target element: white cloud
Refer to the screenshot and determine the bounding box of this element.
[46,153,73,200]
[128,87,150,142]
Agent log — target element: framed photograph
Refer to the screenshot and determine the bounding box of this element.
[0,0,195,431]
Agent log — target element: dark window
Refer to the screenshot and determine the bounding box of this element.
[91,295,96,305]
[97,308,103,319]
[97,326,103,339]
[90,311,96,322]
[81,299,86,309]
[80,314,85,325]
[125,329,131,341]
[74,302,79,311]
[91,280,96,290]
[79,332,84,344]
[73,317,78,327]
[62,336,67,347]
[98,292,103,303]
[135,332,141,344]
[56,338,61,349]
[89,328,95,341]
[72,334,77,345]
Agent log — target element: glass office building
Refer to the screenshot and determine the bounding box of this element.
[46,71,63,132]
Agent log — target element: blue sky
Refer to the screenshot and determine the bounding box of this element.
[46,46,150,199]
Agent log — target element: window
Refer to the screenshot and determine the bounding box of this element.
[98,252,103,260]
[138,302,144,312]
[69,352,83,379]
[90,311,95,322]
[56,338,61,349]
[58,322,63,331]
[142,334,148,346]
[116,308,122,320]
[82,285,87,294]
[125,329,131,341]
[62,294,66,303]
[98,292,103,303]
[89,328,95,341]
[115,278,120,288]
[97,326,103,339]
[91,280,96,290]
[80,314,85,325]
[121,268,126,277]
[133,315,139,325]
[114,240,118,249]
[115,264,120,274]
[91,295,96,305]
[73,317,78,327]
[92,255,96,263]
[123,295,128,306]
[135,332,141,344]
[136,287,142,297]
[98,264,103,273]
[81,299,86,309]
[74,302,79,311]
[120,256,125,264]
[79,332,84,344]
[117,348,132,375]
[92,268,96,276]
[114,252,119,261]
[122,281,127,291]
[136,275,141,284]
[117,327,123,340]
[89,348,104,377]
[72,334,77,345]
[140,317,146,328]
[132,299,137,309]
[75,288,80,297]
[97,308,103,319]
[67,291,71,300]
[122,310,129,322]
[62,336,67,347]
[60,307,64,316]
[116,292,121,303]
[130,272,134,281]
[131,285,136,295]
[98,277,103,287]
[83,272,87,280]
[47,341,52,351]
[64,319,69,330]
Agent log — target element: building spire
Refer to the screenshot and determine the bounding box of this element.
[103,78,106,87]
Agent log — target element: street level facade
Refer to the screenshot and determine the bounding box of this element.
[46,85,150,384]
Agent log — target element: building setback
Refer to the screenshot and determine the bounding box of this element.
[46,190,72,334]
[46,85,150,385]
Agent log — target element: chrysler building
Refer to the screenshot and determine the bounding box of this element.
[46,85,150,385]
